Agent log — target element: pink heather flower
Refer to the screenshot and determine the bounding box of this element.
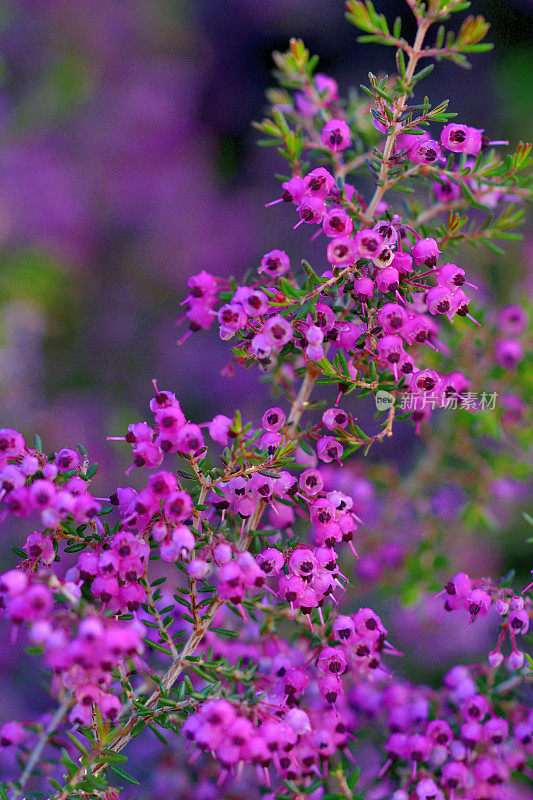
[213,542,232,565]
[508,651,525,669]
[125,421,154,443]
[406,732,431,762]
[323,208,353,237]
[372,245,395,268]
[262,315,293,347]
[148,470,178,498]
[317,646,346,674]
[426,285,454,316]
[412,369,439,392]
[149,385,179,412]
[449,288,475,320]
[4,487,35,517]
[148,521,170,546]
[445,572,472,599]
[322,407,349,430]
[24,532,55,564]
[268,499,295,528]
[495,598,510,615]
[18,584,53,622]
[304,72,339,108]
[426,719,453,747]
[415,779,443,800]
[336,320,366,348]
[312,303,335,332]
[64,476,87,497]
[218,303,248,333]
[509,608,529,635]
[461,694,490,721]
[164,491,193,522]
[332,615,355,641]
[92,575,120,604]
[29,479,55,511]
[303,167,335,198]
[484,717,509,744]
[0,429,25,458]
[171,526,195,559]
[257,548,284,575]
[55,448,79,472]
[250,332,272,359]
[208,414,232,446]
[314,73,339,102]
[187,270,217,300]
[433,177,461,202]
[321,118,351,151]
[185,301,215,332]
[155,405,186,431]
[289,548,318,580]
[304,324,324,347]
[285,707,311,735]
[319,673,344,703]
[249,472,274,501]
[436,372,469,398]
[159,538,182,562]
[436,262,468,290]
[0,465,26,492]
[440,123,483,155]
[488,649,504,667]
[396,130,427,153]
[100,694,122,721]
[280,175,306,204]
[241,289,269,317]
[259,249,290,277]
[391,251,413,274]
[264,174,307,207]
[378,303,407,333]
[309,498,335,527]
[259,431,283,458]
[373,219,398,245]
[0,721,26,748]
[412,237,440,267]
[465,588,491,624]
[353,276,374,301]
[354,228,384,258]
[132,440,163,468]
[262,407,286,431]
[20,455,39,476]
[409,137,441,164]
[0,569,28,597]
[497,304,528,335]
[376,267,399,293]
[326,236,356,266]
[295,195,326,227]
[175,424,204,456]
[187,558,210,579]
[317,436,343,464]
[299,468,324,495]
[494,339,523,370]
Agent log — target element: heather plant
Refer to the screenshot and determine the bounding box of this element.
[0,2,532,800]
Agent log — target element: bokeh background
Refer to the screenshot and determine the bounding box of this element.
[0,0,531,793]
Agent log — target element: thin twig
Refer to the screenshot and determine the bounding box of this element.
[15,698,70,798]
